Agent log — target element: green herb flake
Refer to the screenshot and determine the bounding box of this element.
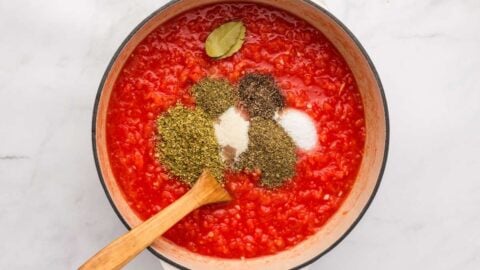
[191,78,238,118]
[156,105,224,185]
[235,118,296,188]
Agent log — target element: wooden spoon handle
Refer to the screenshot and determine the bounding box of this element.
[79,171,231,270]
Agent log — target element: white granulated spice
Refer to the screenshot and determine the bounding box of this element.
[275,108,318,150]
[214,107,250,161]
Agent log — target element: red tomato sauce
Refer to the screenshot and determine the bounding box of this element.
[106,3,365,258]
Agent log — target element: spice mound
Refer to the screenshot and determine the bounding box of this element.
[236,118,296,188]
[192,78,237,118]
[214,106,250,164]
[275,108,318,151]
[156,105,224,185]
[239,73,285,118]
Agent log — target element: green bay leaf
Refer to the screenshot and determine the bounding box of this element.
[205,21,244,58]
[218,24,246,59]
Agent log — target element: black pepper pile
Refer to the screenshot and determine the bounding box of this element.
[238,73,285,118]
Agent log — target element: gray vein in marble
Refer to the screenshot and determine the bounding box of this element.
[0,155,30,160]
[394,32,443,39]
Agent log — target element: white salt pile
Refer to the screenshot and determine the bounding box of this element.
[275,108,318,150]
[214,107,250,162]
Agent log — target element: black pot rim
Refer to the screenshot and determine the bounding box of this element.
[91,1,389,269]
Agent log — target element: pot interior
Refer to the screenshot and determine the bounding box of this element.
[94,0,387,269]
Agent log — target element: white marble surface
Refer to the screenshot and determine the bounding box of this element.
[1,0,479,269]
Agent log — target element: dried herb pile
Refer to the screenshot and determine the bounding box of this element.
[156,105,224,185]
[238,73,285,118]
[236,118,296,188]
[192,78,237,118]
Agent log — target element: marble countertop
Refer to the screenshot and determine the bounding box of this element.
[1,0,479,269]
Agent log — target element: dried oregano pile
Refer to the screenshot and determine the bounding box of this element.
[191,78,237,118]
[236,118,296,188]
[155,72,295,188]
[156,105,224,185]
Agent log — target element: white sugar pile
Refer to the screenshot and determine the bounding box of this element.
[275,109,318,150]
[214,107,250,161]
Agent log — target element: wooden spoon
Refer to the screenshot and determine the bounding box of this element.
[79,170,231,270]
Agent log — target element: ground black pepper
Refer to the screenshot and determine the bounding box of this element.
[238,73,285,118]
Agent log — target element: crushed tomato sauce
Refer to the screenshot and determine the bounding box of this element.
[106,3,365,258]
